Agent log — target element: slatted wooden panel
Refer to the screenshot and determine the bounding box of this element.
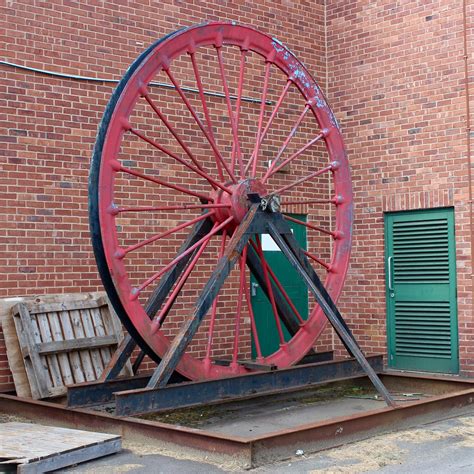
[11,295,132,399]
[0,422,121,472]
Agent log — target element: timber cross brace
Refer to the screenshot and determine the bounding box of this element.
[88,22,395,410]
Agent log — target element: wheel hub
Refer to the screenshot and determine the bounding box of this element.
[210,179,268,228]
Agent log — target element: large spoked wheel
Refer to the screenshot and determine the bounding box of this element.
[90,23,353,381]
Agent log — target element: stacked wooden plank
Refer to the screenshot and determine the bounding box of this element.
[1,293,132,399]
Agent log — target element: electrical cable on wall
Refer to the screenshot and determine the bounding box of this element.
[0,59,271,105]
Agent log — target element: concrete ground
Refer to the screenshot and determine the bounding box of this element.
[196,396,383,437]
[63,413,474,473]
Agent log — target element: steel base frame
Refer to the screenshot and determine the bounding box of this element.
[77,205,395,414]
[3,373,474,469]
[67,210,396,416]
[68,355,383,416]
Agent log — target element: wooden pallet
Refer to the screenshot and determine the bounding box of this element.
[0,422,121,473]
[8,294,132,399]
[1,292,104,398]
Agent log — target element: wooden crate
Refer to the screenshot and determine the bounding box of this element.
[9,295,132,399]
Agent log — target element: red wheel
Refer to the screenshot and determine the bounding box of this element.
[90,23,353,380]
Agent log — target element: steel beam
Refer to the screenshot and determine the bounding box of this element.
[68,370,192,408]
[114,355,383,416]
[249,384,474,467]
[146,205,260,389]
[100,218,213,381]
[298,350,333,365]
[68,373,150,408]
[265,215,395,406]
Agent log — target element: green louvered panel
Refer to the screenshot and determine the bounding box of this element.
[385,208,458,374]
[392,219,449,283]
[394,301,451,358]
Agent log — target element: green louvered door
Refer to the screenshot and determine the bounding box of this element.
[385,208,458,374]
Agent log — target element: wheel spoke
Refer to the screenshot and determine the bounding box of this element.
[128,127,231,194]
[251,61,272,178]
[189,51,224,181]
[143,218,214,320]
[165,66,237,183]
[231,245,248,368]
[133,215,234,300]
[244,79,292,175]
[262,105,310,182]
[117,212,213,258]
[272,163,334,196]
[114,161,211,202]
[303,250,331,271]
[263,259,304,325]
[204,230,227,369]
[110,203,230,214]
[263,130,325,182]
[231,49,247,177]
[255,235,285,344]
[152,229,214,329]
[281,197,340,206]
[216,46,244,178]
[141,87,208,175]
[283,214,338,238]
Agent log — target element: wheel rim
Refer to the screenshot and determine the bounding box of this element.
[90,22,353,380]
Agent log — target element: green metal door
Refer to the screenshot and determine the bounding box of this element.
[251,215,308,357]
[385,208,458,374]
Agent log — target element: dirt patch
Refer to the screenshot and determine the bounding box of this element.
[123,441,242,471]
[310,438,406,473]
[387,414,474,446]
[136,384,373,428]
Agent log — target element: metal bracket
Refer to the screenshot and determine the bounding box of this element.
[261,194,280,212]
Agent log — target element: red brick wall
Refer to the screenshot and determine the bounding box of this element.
[1,0,472,393]
[327,0,474,376]
[0,0,327,392]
